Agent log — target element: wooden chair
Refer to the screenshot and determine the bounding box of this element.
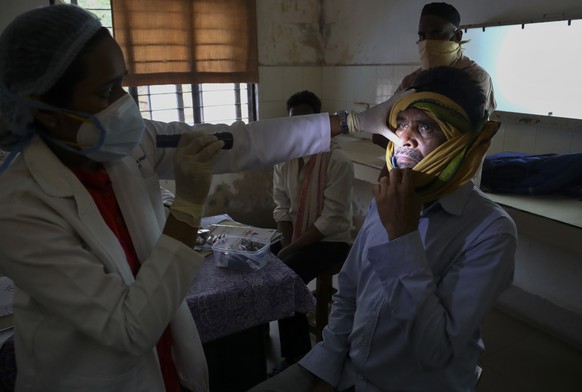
[308,260,344,342]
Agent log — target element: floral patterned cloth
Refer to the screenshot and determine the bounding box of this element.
[186,252,316,343]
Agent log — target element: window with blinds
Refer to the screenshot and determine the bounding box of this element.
[61,0,258,124]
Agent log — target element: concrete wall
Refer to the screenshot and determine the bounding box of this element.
[257,0,582,66]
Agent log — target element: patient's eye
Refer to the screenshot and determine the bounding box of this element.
[395,121,409,135]
[418,123,434,137]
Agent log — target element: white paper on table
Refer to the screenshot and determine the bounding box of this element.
[200,214,234,229]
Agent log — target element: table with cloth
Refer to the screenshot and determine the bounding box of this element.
[187,251,315,343]
[186,251,316,391]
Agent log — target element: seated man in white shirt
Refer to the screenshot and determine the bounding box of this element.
[251,68,516,391]
[271,90,354,374]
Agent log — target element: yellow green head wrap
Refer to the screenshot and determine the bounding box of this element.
[386,92,499,203]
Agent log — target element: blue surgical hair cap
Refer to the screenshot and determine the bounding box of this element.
[0,4,102,140]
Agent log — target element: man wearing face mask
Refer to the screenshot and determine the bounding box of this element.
[398,2,496,115]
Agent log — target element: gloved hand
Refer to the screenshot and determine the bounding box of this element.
[170,131,223,227]
[347,89,414,144]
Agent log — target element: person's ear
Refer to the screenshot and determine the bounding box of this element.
[452,28,463,43]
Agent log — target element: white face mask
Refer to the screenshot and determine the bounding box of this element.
[75,94,145,162]
[418,40,462,70]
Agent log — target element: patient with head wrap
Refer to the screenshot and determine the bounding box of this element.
[249,67,517,392]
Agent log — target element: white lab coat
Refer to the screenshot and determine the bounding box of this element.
[0,114,330,392]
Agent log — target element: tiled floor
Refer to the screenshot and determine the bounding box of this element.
[265,307,582,391]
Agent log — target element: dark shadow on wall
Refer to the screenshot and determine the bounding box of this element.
[204,168,277,229]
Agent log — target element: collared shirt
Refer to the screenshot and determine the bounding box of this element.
[397,54,497,116]
[300,183,517,392]
[272,147,354,243]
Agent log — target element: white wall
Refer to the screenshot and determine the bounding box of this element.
[257,0,582,66]
[1,0,49,32]
[257,0,582,116]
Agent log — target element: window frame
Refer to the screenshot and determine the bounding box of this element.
[128,83,258,125]
[64,0,258,125]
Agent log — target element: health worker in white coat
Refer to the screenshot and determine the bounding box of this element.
[0,5,397,392]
